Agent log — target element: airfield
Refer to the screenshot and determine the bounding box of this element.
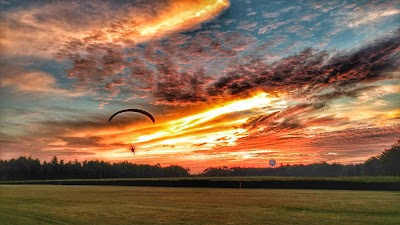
[1,177,400,224]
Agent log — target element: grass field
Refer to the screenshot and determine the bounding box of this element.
[1,185,399,225]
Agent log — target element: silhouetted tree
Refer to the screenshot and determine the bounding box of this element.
[201,166,233,176]
[362,156,382,176]
[0,157,191,180]
[162,165,190,177]
[379,141,400,176]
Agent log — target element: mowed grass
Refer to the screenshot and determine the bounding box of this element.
[1,185,399,225]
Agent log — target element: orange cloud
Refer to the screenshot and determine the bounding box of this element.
[1,0,230,57]
[106,0,230,43]
[0,69,84,97]
[0,2,120,57]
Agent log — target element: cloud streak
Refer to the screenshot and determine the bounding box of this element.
[0,65,84,97]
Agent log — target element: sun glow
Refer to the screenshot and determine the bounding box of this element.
[132,92,285,149]
[169,92,281,133]
[100,92,286,159]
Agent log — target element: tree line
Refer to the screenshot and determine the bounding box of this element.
[0,157,190,181]
[1,141,399,180]
[200,141,400,177]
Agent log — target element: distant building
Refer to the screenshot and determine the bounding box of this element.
[269,159,276,168]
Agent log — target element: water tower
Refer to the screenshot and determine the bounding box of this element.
[269,158,276,168]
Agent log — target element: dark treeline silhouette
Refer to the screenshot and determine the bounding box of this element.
[1,141,399,180]
[0,157,190,181]
[199,163,362,177]
[200,141,400,177]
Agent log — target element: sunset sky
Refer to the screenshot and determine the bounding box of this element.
[1,0,399,173]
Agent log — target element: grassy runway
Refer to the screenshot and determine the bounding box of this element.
[1,185,400,225]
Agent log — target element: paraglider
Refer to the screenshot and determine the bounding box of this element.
[108,108,155,123]
[129,145,136,155]
[109,108,155,155]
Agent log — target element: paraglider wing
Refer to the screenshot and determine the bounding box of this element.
[109,109,155,123]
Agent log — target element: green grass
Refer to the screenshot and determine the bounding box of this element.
[1,185,399,225]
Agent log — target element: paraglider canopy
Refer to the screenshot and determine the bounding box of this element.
[109,109,155,123]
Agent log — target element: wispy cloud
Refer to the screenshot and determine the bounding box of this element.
[348,9,400,28]
[0,66,84,97]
